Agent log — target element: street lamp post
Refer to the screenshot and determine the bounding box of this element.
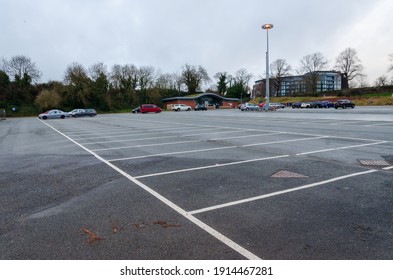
[262,23,273,110]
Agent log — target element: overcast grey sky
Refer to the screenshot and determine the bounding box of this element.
[1,0,392,85]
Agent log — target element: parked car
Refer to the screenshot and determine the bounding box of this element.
[132,106,140,113]
[69,109,84,117]
[172,104,192,111]
[70,108,97,117]
[194,104,207,111]
[316,101,334,108]
[309,101,334,108]
[268,102,285,109]
[38,109,69,120]
[240,103,260,111]
[301,102,312,108]
[292,102,302,108]
[139,104,162,113]
[335,99,355,109]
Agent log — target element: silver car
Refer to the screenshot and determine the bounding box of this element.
[38,109,69,120]
[172,104,192,111]
[68,109,85,117]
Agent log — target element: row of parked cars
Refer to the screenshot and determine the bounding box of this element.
[38,108,97,119]
[292,99,355,109]
[239,102,285,111]
[239,99,355,111]
[131,103,209,113]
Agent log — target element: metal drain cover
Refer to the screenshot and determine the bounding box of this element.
[358,159,390,166]
[271,170,309,178]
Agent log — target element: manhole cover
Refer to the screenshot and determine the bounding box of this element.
[271,170,309,178]
[358,159,390,166]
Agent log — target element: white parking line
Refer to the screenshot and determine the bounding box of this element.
[183,129,245,137]
[91,140,202,152]
[134,155,290,179]
[108,146,238,162]
[82,135,180,145]
[364,122,393,127]
[189,169,378,215]
[296,141,387,156]
[382,166,393,170]
[121,117,392,144]
[243,136,328,147]
[74,127,222,141]
[211,132,285,141]
[39,120,261,260]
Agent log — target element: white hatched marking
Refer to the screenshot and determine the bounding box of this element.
[358,159,390,166]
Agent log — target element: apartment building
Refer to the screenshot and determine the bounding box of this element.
[252,71,342,97]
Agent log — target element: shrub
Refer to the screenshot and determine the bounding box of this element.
[35,89,61,111]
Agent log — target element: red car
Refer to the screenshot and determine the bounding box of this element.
[133,104,162,114]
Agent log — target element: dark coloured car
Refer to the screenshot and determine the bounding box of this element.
[72,109,97,117]
[321,101,334,108]
[310,101,334,108]
[334,99,355,109]
[194,104,207,111]
[132,107,140,113]
[292,102,302,108]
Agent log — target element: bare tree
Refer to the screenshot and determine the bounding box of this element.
[172,72,184,93]
[235,68,253,96]
[110,64,138,90]
[64,62,89,85]
[299,52,328,94]
[63,62,90,107]
[138,66,156,90]
[334,48,364,89]
[351,74,369,88]
[89,62,108,81]
[374,75,389,86]
[138,66,156,103]
[1,55,41,83]
[155,73,173,89]
[270,59,292,96]
[181,64,210,94]
[299,52,328,74]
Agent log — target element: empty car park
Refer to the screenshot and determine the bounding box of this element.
[1,106,392,260]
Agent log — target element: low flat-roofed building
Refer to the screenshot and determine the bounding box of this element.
[162,93,239,110]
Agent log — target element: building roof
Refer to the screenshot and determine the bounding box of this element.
[162,92,239,102]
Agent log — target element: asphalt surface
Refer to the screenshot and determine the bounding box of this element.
[0,106,392,260]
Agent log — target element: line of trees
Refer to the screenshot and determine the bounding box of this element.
[0,59,214,112]
[0,56,253,112]
[1,49,392,113]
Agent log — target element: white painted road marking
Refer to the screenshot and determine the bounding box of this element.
[243,136,328,147]
[91,140,201,152]
[134,155,290,179]
[296,141,387,156]
[189,169,378,215]
[108,146,238,162]
[39,120,261,260]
